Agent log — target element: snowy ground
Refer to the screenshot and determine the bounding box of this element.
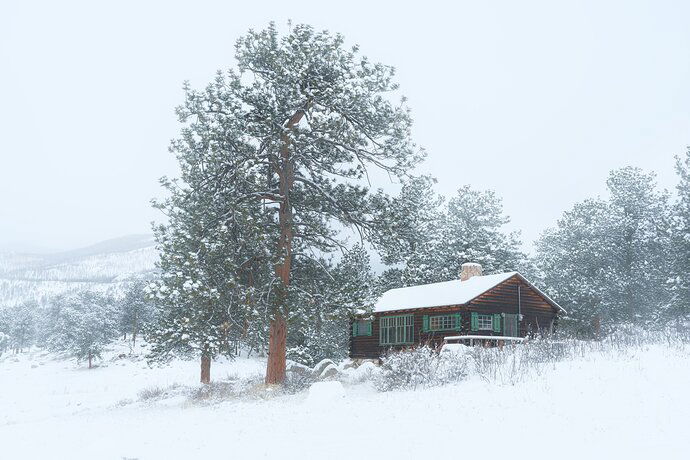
[1,342,688,460]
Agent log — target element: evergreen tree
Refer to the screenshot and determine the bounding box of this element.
[372,176,445,288]
[118,279,156,347]
[667,148,690,320]
[0,307,11,355]
[604,167,670,323]
[372,177,443,262]
[153,23,422,384]
[147,197,262,383]
[434,186,524,281]
[3,301,38,353]
[0,331,7,357]
[47,292,118,368]
[287,245,376,365]
[375,183,524,288]
[147,79,274,382]
[534,167,672,335]
[534,199,613,334]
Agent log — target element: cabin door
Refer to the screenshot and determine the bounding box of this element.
[504,314,518,337]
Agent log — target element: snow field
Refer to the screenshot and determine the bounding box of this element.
[1,342,688,459]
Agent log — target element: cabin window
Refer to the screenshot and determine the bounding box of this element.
[477,314,493,331]
[430,315,453,331]
[379,314,414,345]
[352,320,372,337]
[423,313,461,332]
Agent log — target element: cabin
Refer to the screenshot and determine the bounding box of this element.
[350,263,565,360]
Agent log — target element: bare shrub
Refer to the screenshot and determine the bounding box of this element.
[373,325,690,390]
[467,325,690,385]
[282,370,317,394]
[138,383,181,401]
[189,380,240,402]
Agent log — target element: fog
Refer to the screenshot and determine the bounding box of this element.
[1,0,688,252]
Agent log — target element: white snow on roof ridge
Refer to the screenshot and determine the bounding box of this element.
[374,271,518,313]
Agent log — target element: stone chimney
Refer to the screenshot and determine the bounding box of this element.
[460,262,482,281]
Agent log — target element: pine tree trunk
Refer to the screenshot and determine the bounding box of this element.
[132,312,138,348]
[200,354,211,384]
[264,108,306,385]
[265,314,287,385]
[88,353,92,369]
[592,314,601,339]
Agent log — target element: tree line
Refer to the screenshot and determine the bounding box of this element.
[2,151,687,379]
[0,280,154,367]
[533,156,690,336]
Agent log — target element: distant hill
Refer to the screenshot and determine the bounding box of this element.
[0,234,159,307]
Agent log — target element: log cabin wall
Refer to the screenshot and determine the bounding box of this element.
[467,276,558,336]
[350,275,559,360]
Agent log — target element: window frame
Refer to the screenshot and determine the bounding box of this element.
[379,314,414,345]
[428,314,460,332]
[353,319,372,337]
[477,314,493,331]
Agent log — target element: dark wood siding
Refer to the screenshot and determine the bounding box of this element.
[350,305,462,359]
[467,276,558,337]
[350,275,560,360]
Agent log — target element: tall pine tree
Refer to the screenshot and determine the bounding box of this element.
[151,23,422,384]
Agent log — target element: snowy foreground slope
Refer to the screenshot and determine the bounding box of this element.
[1,343,688,460]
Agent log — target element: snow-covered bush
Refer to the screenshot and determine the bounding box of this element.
[340,361,380,385]
[375,346,468,391]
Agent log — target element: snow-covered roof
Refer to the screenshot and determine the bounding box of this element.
[373,272,566,313]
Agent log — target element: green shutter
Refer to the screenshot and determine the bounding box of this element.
[366,320,373,336]
[471,312,478,331]
[422,315,429,332]
[453,313,462,331]
[352,322,358,337]
[492,314,502,333]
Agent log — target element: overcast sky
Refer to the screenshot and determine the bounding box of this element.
[1,0,688,253]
